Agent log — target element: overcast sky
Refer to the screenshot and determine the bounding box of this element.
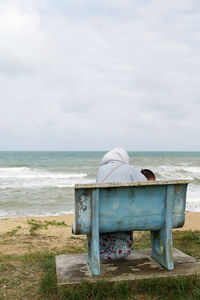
[0,0,200,151]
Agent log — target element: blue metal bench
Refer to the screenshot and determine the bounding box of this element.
[72,180,190,275]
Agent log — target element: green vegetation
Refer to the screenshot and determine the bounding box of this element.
[0,230,199,299]
[1,226,21,238]
[173,230,200,259]
[55,275,200,300]
[70,235,86,241]
[27,219,70,235]
[133,231,151,250]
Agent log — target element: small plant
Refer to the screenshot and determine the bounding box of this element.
[2,226,21,237]
[70,235,86,241]
[44,220,69,227]
[28,219,48,235]
[27,219,69,235]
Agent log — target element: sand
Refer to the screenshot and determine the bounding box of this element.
[0,212,199,255]
[179,212,200,231]
[0,214,75,236]
[0,214,77,255]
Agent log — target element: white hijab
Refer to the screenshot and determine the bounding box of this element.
[101,147,130,166]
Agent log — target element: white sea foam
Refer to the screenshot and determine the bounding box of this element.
[186,197,200,212]
[0,210,18,218]
[155,165,199,180]
[182,166,200,174]
[24,210,75,218]
[0,167,89,188]
[0,210,75,219]
[0,167,87,178]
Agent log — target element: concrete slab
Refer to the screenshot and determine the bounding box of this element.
[56,248,200,285]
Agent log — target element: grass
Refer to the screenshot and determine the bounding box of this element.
[133,231,151,250]
[173,230,200,259]
[0,230,200,299]
[55,275,200,300]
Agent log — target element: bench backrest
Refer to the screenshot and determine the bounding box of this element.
[73,180,190,235]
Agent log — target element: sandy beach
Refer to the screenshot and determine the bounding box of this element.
[0,212,199,255]
[0,212,199,235]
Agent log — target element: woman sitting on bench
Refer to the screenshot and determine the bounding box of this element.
[96,147,155,261]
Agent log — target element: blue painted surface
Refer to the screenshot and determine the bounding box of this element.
[73,181,190,275]
[74,184,187,234]
[87,189,100,275]
[151,185,174,270]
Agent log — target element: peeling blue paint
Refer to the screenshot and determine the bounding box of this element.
[73,180,190,275]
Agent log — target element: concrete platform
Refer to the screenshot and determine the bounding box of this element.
[56,248,200,285]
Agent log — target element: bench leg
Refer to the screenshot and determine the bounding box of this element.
[87,188,100,275]
[151,227,174,270]
[151,185,174,270]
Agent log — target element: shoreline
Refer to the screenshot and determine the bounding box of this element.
[0,212,199,256]
[0,212,200,234]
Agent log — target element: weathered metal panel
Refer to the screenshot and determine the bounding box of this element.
[74,189,91,234]
[74,183,188,234]
[151,185,174,270]
[87,189,100,275]
[172,184,187,228]
[98,185,166,232]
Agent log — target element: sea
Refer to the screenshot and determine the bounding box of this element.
[0,151,199,218]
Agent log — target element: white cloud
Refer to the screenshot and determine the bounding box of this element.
[0,0,200,150]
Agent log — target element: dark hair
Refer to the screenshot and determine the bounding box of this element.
[141,169,156,181]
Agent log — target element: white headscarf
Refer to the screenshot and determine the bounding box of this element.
[101,147,130,166]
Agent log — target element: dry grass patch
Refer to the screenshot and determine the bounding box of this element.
[0,218,199,299]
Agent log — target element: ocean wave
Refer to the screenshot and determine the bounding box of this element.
[0,158,199,215]
[0,167,87,179]
[183,166,200,174]
[153,165,199,181]
[157,165,200,174]
[0,167,91,188]
[24,210,75,218]
[0,179,93,189]
[186,196,200,212]
[0,210,75,219]
[191,177,200,185]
